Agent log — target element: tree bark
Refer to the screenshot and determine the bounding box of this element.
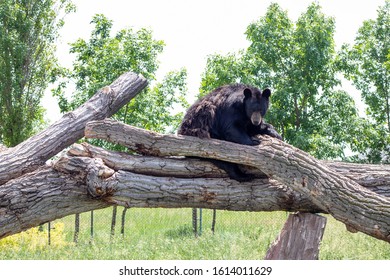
[2,139,388,240]
[84,119,390,242]
[52,154,310,212]
[0,166,107,238]
[265,212,327,260]
[68,142,390,197]
[0,72,147,185]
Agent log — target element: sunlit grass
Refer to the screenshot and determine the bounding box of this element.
[321,215,390,260]
[0,208,388,260]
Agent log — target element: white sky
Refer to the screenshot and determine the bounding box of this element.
[42,0,386,122]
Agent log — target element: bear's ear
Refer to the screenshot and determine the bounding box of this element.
[243,88,252,99]
[262,88,271,98]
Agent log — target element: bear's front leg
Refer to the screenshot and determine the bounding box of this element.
[254,123,282,140]
[225,126,259,146]
[209,160,255,182]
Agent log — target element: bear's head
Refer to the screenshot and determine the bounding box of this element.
[243,88,271,126]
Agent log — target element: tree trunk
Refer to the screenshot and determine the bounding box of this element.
[69,142,390,197]
[1,129,390,241]
[0,166,107,238]
[0,72,147,185]
[85,119,390,242]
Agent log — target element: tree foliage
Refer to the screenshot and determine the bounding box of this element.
[0,0,75,147]
[54,14,188,137]
[338,0,390,163]
[201,3,361,160]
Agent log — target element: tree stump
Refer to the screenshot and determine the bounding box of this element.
[265,212,327,260]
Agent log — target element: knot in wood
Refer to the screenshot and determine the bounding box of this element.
[86,158,115,198]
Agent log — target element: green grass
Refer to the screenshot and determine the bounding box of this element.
[0,208,389,260]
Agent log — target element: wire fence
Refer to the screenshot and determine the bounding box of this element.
[40,207,285,245]
[44,208,213,244]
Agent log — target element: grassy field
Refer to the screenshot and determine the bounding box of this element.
[0,207,389,260]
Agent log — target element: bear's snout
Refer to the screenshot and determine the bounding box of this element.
[251,112,262,126]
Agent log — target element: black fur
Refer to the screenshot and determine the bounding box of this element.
[178,84,282,182]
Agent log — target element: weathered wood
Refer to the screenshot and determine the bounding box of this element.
[53,155,308,211]
[2,118,390,241]
[68,142,227,178]
[0,155,307,239]
[265,212,327,260]
[0,166,107,239]
[325,161,390,196]
[0,72,147,186]
[69,143,390,196]
[85,119,390,242]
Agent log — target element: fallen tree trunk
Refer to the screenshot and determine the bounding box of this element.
[84,119,390,242]
[0,72,147,186]
[0,166,107,238]
[0,152,308,239]
[68,142,390,197]
[54,155,310,211]
[2,139,389,239]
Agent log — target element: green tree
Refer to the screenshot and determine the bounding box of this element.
[0,0,75,147]
[54,14,187,138]
[338,0,390,163]
[201,2,361,159]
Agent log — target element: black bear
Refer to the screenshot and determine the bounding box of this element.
[178,83,282,182]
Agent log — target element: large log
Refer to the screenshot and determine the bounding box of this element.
[0,153,304,239]
[0,72,147,186]
[3,139,389,239]
[0,166,107,238]
[68,142,390,197]
[54,155,309,211]
[325,161,390,196]
[85,119,390,242]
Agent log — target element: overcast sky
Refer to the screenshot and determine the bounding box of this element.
[42,0,386,122]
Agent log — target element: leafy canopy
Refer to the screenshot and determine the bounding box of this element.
[201,3,360,160]
[54,14,188,138]
[0,0,75,146]
[338,0,390,163]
